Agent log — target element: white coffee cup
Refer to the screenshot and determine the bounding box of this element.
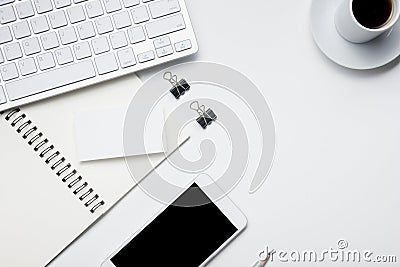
[335,0,400,43]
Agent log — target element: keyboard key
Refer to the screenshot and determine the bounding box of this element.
[59,26,77,44]
[0,50,4,63]
[49,10,68,29]
[22,37,41,55]
[117,47,136,68]
[85,0,103,18]
[156,45,172,57]
[0,62,18,81]
[5,60,96,100]
[73,41,92,59]
[55,47,73,64]
[0,26,13,44]
[103,0,121,13]
[33,0,53,14]
[15,1,35,19]
[67,6,86,24]
[37,52,55,70]
[137,50,154,63]
[94,53,118,74]
[0,86,6,105]
[54,0,71,8]
[131,5,149,24]
[0,5,16,24]
[122,0,138,8]
[77,21,95,39]
[94,16,113,34]
[145,13,185,38]
[3,42,22,60]
[127,25,145,43]
[31,15,50,34]
[153,36,170,48]
[18,57,37,76]
[41,31,59,50]
[149,0,180,19]
[0,0,14,6]
[174,39,191,52]
[113,11,131,29]
[109,31,127,49]
[91,36,109,54]
[12,21,31,39]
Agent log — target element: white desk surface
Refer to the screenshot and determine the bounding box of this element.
[52,0,400,266]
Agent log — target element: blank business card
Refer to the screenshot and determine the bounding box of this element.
[75,107,165,162]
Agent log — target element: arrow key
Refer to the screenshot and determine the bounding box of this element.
[156,45,172,58]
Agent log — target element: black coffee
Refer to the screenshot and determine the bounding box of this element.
[352,0,393,29]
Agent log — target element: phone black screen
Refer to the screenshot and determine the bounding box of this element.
[111,183,238,267]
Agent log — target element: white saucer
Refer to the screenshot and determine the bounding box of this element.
[311,0,400,70]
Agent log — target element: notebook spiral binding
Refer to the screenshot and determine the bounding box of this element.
[0,108,105,214]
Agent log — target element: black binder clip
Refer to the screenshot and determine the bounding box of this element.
[164,71,190,99]
[190,101,217,129]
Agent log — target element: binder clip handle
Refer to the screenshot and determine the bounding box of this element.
[163,71,179,86]
[190,101,206,116]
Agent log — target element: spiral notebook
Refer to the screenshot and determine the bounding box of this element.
[0,75,165,267]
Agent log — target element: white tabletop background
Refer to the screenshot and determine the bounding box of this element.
[51,0,400,266]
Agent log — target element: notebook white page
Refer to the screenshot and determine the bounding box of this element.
[0,74,164,267]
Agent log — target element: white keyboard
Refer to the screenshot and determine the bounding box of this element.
[0,0,197,111]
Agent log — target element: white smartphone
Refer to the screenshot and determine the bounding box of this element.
[101,175,247,267]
